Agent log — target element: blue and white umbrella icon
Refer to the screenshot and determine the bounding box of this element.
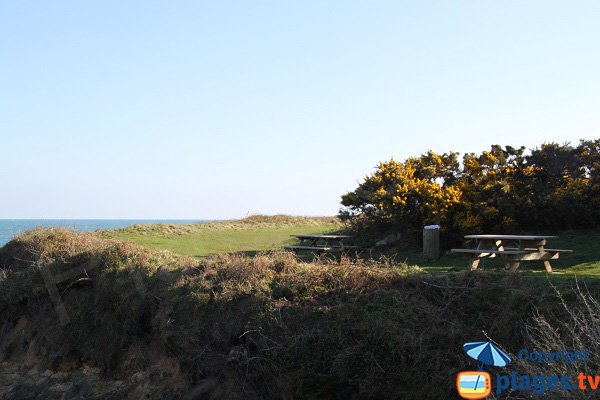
[463,341,511,368]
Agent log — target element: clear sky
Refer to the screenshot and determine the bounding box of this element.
[1,1,599,219]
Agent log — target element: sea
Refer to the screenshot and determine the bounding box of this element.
[0,220,207,247]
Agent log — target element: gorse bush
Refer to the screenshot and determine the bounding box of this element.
[340,139,600,241]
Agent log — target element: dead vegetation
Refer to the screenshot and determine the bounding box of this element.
[506,280,600,400]
[0,228,593,399]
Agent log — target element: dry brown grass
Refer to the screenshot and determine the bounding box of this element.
[512,281,600,399]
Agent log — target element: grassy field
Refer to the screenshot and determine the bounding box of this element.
[98,215,342,258]
[101,216,600,278]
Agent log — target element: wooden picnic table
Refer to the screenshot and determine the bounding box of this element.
[285,234,358,252]
[452,234,572,272]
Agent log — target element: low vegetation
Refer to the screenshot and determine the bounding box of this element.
[514,282,600,399]
[1,227,599,398]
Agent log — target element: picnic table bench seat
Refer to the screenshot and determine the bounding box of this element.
[285,245,360,251]
[451,249,529,255]
[511,248,573,253]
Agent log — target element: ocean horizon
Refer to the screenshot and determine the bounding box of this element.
[0,219,210,246]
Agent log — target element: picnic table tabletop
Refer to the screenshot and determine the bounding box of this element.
[464,234,558,240]
[291,234,353,239]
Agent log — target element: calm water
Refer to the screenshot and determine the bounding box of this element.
[0,219,207,247]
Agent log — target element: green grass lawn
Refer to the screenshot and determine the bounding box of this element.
[99,216,342,258]
[99,217,600,279]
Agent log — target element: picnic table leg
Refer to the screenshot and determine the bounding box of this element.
[468,240,486,271]
[502,239,524,272]
[495,240,511,271]
[537,244,553,273]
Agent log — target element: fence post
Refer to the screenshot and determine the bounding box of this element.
[423,225,440,260]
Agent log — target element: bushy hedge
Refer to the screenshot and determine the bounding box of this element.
[340,139,600,241]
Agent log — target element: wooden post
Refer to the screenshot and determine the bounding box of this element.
[423,225,440,260]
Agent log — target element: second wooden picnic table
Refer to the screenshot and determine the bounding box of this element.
[285,234,358,253]
[452,234,572,272]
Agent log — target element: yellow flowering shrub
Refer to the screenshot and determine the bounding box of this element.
[341,139,600,241]
[341,151,462,232]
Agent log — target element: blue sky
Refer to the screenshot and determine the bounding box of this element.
[1,1,599,219]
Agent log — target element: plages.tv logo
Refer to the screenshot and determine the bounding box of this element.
[456,341,511,399]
